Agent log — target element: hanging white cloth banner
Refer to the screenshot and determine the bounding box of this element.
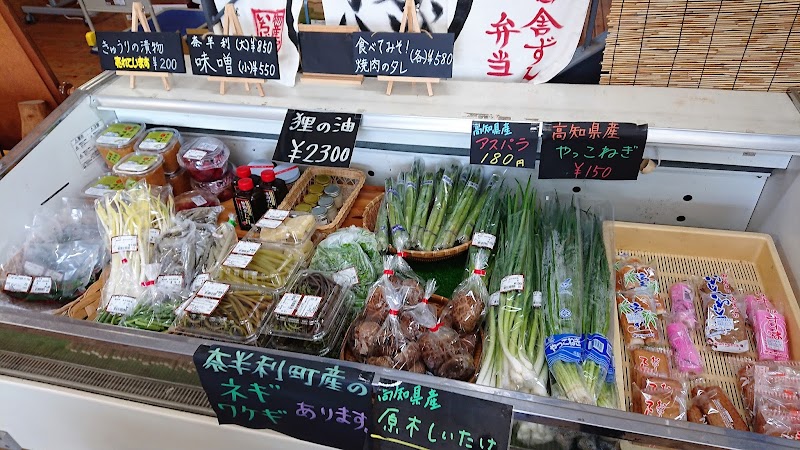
[214,0,302,86]
[321,0,589,83]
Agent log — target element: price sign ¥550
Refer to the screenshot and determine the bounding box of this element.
[273,110,362,168]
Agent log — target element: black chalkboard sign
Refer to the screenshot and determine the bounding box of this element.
[186,34,280,79]
[538,122,648,180]
[470,121,539,170]
[97,31,186,73]
[194,344,374,450]
[352,32,455,78]
[300,31,356,76]
[274,109,361,168]
[371,379,512,450]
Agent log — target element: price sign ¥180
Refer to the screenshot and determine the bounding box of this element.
[470,121,539,170]
[274,110,362,168]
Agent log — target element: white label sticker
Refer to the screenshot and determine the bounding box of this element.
[4,274,32,293]
[223,253,254,269]
[23,261,46,276]
[111,235,138,253]
[190,273,210,292]
[264,209,290,221]
[191,195,207,206]
[296,295,322,318]
[767,337,786,351]
[45,269,64,282]
[117,161,149,172]
[489,292,501,306]
[138,139,168,151]
[471,232,497,249]
[333,267,359,287]
[194,142,218,152]
[500,274,524,292]
[149,228,160,244]
[232,241,261,256]
[183,149,208,160]
[196,281,230,299]
[713,317,735,332]
[275,293,303,316]
[71,120,103,169]
[157,275,184,288]
[185,296,220,315]
[30,277,53,294]
[85,186,113,197]
[532,291,543,308]
[106,295,136,315]
[256,218,283,229]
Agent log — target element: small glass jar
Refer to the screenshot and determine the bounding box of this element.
[295,203,313,213]
[303,193,320,205]
[314,174,331,187]
[308,184,325,196]
[317,196,338,222]
[311,206,329,225]
[323,184,343,208]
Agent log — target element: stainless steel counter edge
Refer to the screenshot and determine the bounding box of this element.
[0,305,790,450]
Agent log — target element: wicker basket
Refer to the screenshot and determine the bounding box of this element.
[340,294,483,383]
[362,193,471,262]
[53,277,102,321]
[278,167,366,238]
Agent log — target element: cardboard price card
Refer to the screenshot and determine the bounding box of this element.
[97,31,186,73]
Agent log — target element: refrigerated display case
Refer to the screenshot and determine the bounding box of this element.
[2,71,800,449]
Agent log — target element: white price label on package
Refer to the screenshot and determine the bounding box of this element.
[264,209,290,221]
[182,149,208,160]
[196,281,230,299]
[185,296,220,315]
[157,275,184,288]
[30,277,53,294]
[471,232,497,249]
[296,295,322,318]
[194,142,218,151]
[111,235,138,253]
[191,195,207,206]
[190,273,210,292]
[149,228,160,244]
[500,274,524,292]
[275,293,303,316]
[223,253,254,269]
[232,241,261,256]
[4,274,32,293]
[256,219,283,229]
[333,267,359,287]
[106,295,136,315]
[489,292,501,306]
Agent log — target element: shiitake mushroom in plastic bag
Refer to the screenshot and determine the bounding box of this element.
[436,353,476,381]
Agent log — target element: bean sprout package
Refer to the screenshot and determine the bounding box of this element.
[2,198,105,303]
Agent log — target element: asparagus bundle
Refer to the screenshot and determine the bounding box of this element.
[421,164,461,250]
[409,168,439,247]
[433,166,484,250]
[403,159,423,232]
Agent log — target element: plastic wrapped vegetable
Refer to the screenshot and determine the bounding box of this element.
[385,178,411,251]
[370,279,422,370]
[409,168,440,249]
[400,279,438,341]
[421,164,460,251]
[433,166,483,250]
[440,252,489,335]
[121,284,185,332]
[309,226,382,301]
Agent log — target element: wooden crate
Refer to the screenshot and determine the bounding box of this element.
[605,221,799,426]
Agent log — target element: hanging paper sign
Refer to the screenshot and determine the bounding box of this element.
[97,31,186,73]
[352,32,455,78]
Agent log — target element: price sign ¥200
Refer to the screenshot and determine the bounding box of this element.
[274,110,362,168]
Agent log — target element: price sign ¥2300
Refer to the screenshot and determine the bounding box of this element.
[273,110,362,168]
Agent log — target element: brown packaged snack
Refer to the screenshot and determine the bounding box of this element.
[616,257,665,314]
[617,291,661,347]
[688,405,706,424]
[632,348,670,377]
[703,291,749,353]
[692,385,748,431]
[699,274,736,295]
[633,383,687,420]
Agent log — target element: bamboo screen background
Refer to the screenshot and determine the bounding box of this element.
[600,0,800,91]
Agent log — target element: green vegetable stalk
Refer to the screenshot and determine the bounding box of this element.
[385,178,410,251]
[463,174,503,281]
[409,168,439,249]
[403,159,423,232]
[375,197,390,253]
[581,210,612,399]
[456,173,501,246]
[433,166,484,250]
[421,164,460,251]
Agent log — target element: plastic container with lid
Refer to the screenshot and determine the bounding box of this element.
[179,137,231,182]
[244,210,317,246]
[264,271,352,345]
[173,283,277,345]
[246,160,275,176]
[311,206,329,225]
[166,167,191,195]
[214,242,305,291]
[263,294,354,356]
[324,184,344,208]
[174,189,220,212]
[308,184,325,196]
[112,152,166,186]
[82,174,134,198]
[189,163,234,201]
[295,203,313,213]
[273,162,300,187]
[95,122,146,169]
[314,174,331,187]
[136,127,182,173]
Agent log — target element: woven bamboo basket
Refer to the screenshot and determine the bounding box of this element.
[278,167,366,238]
[340,294,483,383]
[52,276,102,321]
[362,193,471,262]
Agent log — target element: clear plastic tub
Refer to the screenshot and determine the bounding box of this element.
[265,270,350,342]
[166,167,191,196]
[264,291,355,356]
[174,189,220,212]
[112,152,166,186]
[136,127,182,173]
[213,242,305,291]
[178,137,231,182]
[95,122,146,169]
[190,163,234,201]
[82,174,133,198]
[172,283,278,345]
[243,210,317,260]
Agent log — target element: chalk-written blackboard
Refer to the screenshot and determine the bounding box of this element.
[352,32,455,78]
[187,34,280,80]
[97,31,186,73]
[299,31,356,76]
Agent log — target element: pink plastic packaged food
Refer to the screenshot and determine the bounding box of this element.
[745,293,774,325]
[670,281,698,330]
[749,295,790,361]
[667,321,704,375]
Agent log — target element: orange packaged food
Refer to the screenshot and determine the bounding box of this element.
[690,385,748,431]
[630,348,671,385]
[617,291,661,347]
[632,382,687,420]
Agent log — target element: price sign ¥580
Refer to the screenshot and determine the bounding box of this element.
[274,110,362,168]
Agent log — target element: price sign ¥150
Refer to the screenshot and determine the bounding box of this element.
[273,110,362,168]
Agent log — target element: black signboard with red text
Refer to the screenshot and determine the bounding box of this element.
[538,122,648,180]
